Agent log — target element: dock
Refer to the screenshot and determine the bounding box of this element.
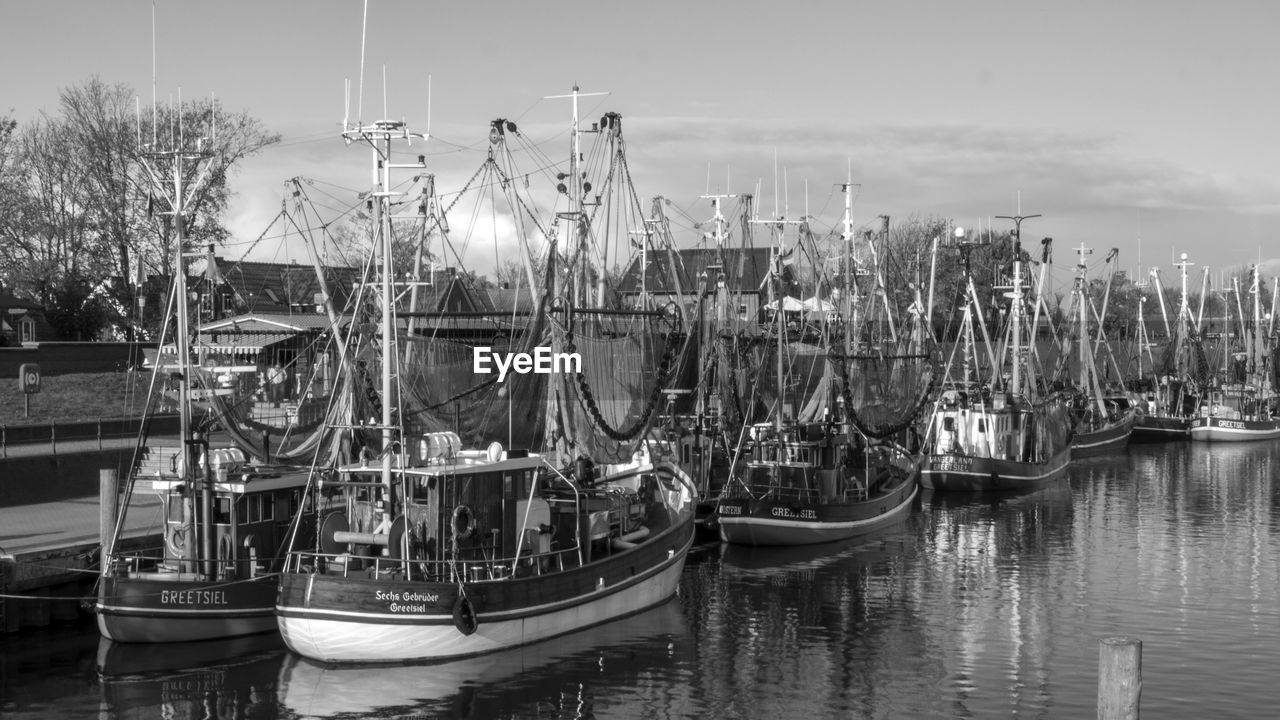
[0,490,161,633]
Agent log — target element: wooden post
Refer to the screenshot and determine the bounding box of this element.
[1098,636,1142,719]
[99,468,119,564]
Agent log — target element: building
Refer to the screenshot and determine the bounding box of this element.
[614,247,798,322]
[0,288,53,346]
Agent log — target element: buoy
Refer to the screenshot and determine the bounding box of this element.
[453,594,478,636]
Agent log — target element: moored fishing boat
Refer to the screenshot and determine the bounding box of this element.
[1054,243,1135,457]
[275,92,696,663]
[1189,264,1280,442]
[716,197,926,546]
[96,112,320,643]
[1131,254,1208,441]
[919,219,1073,492]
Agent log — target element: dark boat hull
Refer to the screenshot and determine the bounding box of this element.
[97,574,279,643]
[716,472,918,547]
[1131,414,1191,441]
[918,446,1071,492]
[1071,412,1135,457]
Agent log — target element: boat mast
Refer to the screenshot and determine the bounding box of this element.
[545,86,607,308]
[343,115,426,523]
[995,214,1040,396]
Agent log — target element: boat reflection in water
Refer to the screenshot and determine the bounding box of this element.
[277,600,693,719]
[96,634,287,720]
[689,519,926,718]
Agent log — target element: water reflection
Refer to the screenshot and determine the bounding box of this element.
[97,634,287,720]
[4,444,1280,718]
[277,600,693,719]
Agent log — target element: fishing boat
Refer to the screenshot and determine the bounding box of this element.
[1130,254,1207,441]
[1189,264,1280,442]
[275,93,696,663]
[1053,243,1134,456]
[716,200,925,546]
[96,120,317,643]
[919,219,1073,492]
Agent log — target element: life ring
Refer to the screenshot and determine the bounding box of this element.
[452,594,478,636]
[166,525,188,557]
[452,504,476,541]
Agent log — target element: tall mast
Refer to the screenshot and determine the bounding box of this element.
[342,115,426,522]
[137,107,218,577]
[995,213,1040,396]
[545,86,607,308]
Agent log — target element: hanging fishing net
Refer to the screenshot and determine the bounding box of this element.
[834,345,936,439]
[545,305,689,466]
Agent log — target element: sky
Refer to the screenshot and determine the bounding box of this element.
[4,0,1280,297]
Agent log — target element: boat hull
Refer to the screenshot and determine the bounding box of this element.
[716,478,917,546]
[1071,413,1135,457]
[1188,416,1280,442]
[1130,414,1191,442]
[918,447,1071,492]
[96,574,279,643]
[276,518,695,663]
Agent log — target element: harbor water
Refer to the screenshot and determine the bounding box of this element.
[3,441,1278,718]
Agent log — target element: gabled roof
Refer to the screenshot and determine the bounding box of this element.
[615,247,783,296]
[199,313,342,333]
[193,256,360,314]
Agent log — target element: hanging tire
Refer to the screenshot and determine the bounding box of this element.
[453,594,478,636]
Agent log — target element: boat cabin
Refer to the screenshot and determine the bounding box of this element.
[305,433,667,583]
[139,448,310,580]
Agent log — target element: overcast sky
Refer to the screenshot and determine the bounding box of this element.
[5,0,1279,294]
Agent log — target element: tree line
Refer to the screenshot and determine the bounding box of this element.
[0,77,278,341]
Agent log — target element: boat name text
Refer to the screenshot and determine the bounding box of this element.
[1217,420,1246,429]
[473,347,582,382]
[160,590,228,605]
[933,456,973,472]
[377,589,440,613]
[771,507,817,520]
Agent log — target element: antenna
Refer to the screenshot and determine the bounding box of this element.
[382,64,387,121]
[151,2,157,146]
[358,0,368,126]
[426,74,431,137]
[343,77,350,130]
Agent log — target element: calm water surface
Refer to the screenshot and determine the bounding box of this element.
[2,441,1278,718]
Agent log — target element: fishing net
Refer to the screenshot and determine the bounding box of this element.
[546,306,689,466]
[834,346,936,439]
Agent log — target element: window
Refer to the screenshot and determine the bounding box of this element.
[19,317,35,343]
[247,495,261,523]
[200,292,214,319]
[215,497,232,525]
[261,494,275,521]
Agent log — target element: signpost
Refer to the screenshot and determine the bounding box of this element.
[18,363,41,418]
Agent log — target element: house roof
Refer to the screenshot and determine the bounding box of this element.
[199,313,341,333]
[615,247,785,296]
[193,256,360,314]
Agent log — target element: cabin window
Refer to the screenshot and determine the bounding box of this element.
[246,495,261,523]
[237,496,251,525]
[166,495,184,524]
[200,292,214,319]
[215,497,232,525]
[942,417,955,432]
[977,419,986,433]
[412,476,438,504]
[261,494,275,521]
[20,317,35,343]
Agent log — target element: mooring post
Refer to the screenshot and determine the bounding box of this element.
[99,468,119,565]
[1098,635,1142,719]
